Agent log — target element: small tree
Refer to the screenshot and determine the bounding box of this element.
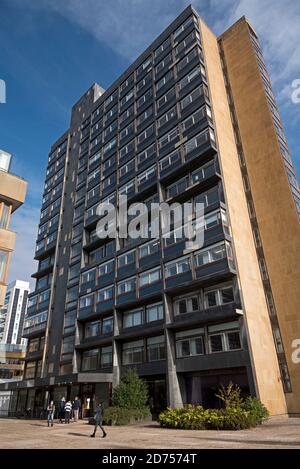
[112,369,149,409]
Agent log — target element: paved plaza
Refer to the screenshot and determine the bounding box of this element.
[0,416,300,449]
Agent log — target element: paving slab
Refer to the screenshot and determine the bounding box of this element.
[0,416,299,449]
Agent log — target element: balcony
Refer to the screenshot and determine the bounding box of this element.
[0,168,27,212]
[22,321,47,339]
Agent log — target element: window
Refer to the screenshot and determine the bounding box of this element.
[0,250,8,282]
[120,122,134,140]
[146,303,164,322]
[176,329,204,357]
[137,165,156,185]
[157,87,176,110]
[195,242,227,266]
[192,160,215,183]
[174,16,195,39]
[98,259,114,276]
[0,203,10,229]
[155,52,172,74]
[117,277,136,295]
[118,249,135,268]
[208,322,241,353]
[102,316,113,334]
[103,137,117,154]
[61,335,74,356]
[137,57,152,75]
[122,339,144,365]
[175,295,199,315]
[137,106,153,127]
[102,174,115,191]
[97,286,113,302]
[24,311,47,329]
[104,121,117,137]
[120,89,134,107]
[158,127,179,150]
[100,345,113,367]
[139,239,159,259]
[159,149,181,171]
[87,185,100,201]
[81,268,95,285]
[39,289,50,303]
[139,267,161,286]
[167,176,188,198]
[119,160,135,178]
[182,106,209,132]
[119,179,135,196]
[28,338,40,353]
[136,72,152,91]
[156,70,173,91]
[157,106,177,129]
[259,258,268,280]
[88,167,101,183]
[25,361,36,379]
[154,37,171,57]
[184,128,214,154]
[177,47,198,71]
[180,85,203,111]
[137,89,152,109]
[165,256,191,278]
[120,105,134,124]
[175,30,199,55]
[204,284,234,308]
[79,293,94,309]
[137,144,155,165]
[28,296,37,308]
[123,309,143,328]
[82,349,98,371]
[147,336,166,361]
[119,140,135,160]
[137,124,154,144]
[63,310,76,332]
[120,75,133,92]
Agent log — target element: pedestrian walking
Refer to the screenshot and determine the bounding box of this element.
[90,402,107,438]
[58,397,66,423]
[64,400,72,424]
[73,396,81,422]
[47,401,55,427]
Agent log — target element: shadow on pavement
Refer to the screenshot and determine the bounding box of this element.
[67,432,91,438]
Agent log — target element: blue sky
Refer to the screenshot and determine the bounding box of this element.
[0,0,299,289]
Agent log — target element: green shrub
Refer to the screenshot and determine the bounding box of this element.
[159,405,206,430]
[112,369,149,410]
[158,385,269,431]
[242,397,269,424]
[105,406,150,426]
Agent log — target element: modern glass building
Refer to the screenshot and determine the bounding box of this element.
[2,5,299,418]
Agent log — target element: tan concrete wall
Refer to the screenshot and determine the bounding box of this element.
[0,228,16,251]
[219,18,300,414]
[0,171,27,212]
[0,285,6,307]
[199,18,287,415]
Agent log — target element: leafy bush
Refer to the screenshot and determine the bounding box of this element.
[159,405,206,430]
[215,382,244,409]
[242,397,269,425]
[112,369,149,410]
[158,384,269,431]
[105,406,150,426]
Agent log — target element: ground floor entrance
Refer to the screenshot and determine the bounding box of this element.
[4,382,112,419]
[182,367,250,408]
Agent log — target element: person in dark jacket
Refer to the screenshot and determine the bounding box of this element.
[90,402,107,438]
[58,397,65,423]
[73,396,81,422]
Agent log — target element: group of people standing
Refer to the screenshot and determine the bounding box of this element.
[46,397,107,438]
[46,396,81,427]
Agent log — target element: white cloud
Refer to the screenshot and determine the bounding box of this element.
[7,205,40,291]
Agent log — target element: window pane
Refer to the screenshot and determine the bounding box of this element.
[227,332,241,350]
[210,334,223,353]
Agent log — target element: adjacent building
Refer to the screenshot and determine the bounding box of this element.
[0,280,29,382]
[2,5,299,417]
[0,149,28,307]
